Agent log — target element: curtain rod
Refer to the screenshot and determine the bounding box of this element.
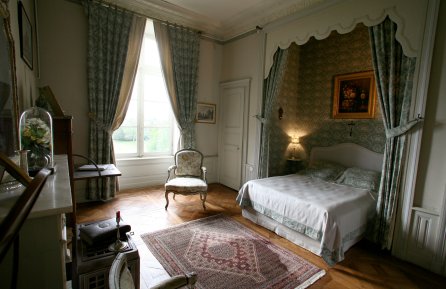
[66,0,205,36]
[66,0,260,43]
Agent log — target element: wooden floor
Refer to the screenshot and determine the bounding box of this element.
[77,183,446,289]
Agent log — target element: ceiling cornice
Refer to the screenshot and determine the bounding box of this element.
[101,0,327,42]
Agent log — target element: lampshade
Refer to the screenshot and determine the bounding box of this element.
[292,137,300,144]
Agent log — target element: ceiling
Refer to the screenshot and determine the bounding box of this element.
[103,0,327,42]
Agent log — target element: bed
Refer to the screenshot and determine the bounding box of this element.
[237,143,383,265]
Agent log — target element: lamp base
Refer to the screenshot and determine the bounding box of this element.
[108,239,129,252]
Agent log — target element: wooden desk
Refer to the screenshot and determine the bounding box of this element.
[73,164,121,181]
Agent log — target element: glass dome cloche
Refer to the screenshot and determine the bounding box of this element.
[19,107,54,176]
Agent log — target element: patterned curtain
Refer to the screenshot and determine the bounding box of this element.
[369,18,417,249]
[154,22,200,149]
[258,48,289,178]
[84,1,134,200]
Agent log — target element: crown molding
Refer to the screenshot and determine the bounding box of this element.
[101,0,326,42]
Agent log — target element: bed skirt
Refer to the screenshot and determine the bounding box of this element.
[242,207,322,256]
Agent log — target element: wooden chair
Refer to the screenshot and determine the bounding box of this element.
[109,252,197,289]
[0,153,51,287]
[164,149,208,210]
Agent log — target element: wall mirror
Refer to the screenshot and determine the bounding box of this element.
[0,0,19,157]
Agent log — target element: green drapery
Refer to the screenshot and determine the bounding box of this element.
[154,23,200,149]
[258,48,289,178]
[84,1,133,200]
[369,18,417,249]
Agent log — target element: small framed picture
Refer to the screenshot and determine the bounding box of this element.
[332,71,377,119]
[196,103,216,124]
[18,1,33,70]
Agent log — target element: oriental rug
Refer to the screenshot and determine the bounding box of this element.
[141,214,325,289]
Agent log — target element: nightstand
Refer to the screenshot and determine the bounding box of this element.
[286,158,305,174]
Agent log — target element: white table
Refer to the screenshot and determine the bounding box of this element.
[0,154,73,289]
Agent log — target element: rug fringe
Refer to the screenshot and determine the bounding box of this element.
[296,270,326,289]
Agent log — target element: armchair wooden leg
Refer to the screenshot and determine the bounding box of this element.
[200,192,207,210]
[165,191,169,210]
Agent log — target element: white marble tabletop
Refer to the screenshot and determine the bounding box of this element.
[0,154,73,221]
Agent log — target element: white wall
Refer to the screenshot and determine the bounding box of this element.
[221,33,264,179]
[409,0,446,273]
[37,0,89,157]
[415,0,446,213]
[195,39,222,157]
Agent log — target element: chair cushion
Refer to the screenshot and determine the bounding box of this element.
[165,177,207,193]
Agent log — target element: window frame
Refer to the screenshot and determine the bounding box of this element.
[113,20,178,159]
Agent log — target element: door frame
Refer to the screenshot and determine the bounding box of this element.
[218,78,251,189]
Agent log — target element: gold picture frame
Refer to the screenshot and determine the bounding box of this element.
[18,1,33,70]
[196,103,216,124]
[333,71,377,119]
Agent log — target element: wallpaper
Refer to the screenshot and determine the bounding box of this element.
[269,24,386,176]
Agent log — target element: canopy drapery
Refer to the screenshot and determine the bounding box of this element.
[258,48,289,178]
[369,17,418,249]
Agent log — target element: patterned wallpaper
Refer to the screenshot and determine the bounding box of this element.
[269,24,386,176]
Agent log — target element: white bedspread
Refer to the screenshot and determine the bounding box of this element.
[236,174,376,265]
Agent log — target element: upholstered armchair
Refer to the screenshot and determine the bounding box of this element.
[164,149,208,210]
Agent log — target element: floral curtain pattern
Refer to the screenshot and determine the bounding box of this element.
[258,48,289,178]
[154,22,200,149]
[84,1,134,200]
[369,17,417,249]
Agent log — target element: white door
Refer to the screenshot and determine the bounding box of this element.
[218,79,250,190]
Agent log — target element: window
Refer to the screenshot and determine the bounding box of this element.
[113,20,178,158]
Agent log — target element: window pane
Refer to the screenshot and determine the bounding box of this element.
[113,126,137,154]
[144,101,172,126]
[144,127,172,153]
[122,98,138,127]
[142,74,168,100]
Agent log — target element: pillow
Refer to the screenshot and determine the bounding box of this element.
[336,167,381,192]
[300,160,346,181]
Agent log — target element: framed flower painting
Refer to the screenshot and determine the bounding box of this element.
[332,71,377,119]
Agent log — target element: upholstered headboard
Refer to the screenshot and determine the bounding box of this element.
[309,142,383,172]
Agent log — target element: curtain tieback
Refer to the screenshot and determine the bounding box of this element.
[385,115,423,138]
[88,112,113,134]
[254,115,267,124]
